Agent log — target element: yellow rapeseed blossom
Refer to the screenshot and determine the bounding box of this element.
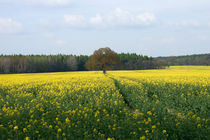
[25,137,30,140]
[152,125,156,129]
[23,128,27,133]
[65,117,70,124]
[0,66,209,139]
[49,125,53,129]
[140,136,146,140]
[196,117,201,121]
[14,126,18,130]
[58,128,62,133]
[107,138,115,140]
[163,130,167,134]
[147,111,152,115]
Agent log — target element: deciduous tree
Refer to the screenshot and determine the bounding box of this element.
[85,47,121,74]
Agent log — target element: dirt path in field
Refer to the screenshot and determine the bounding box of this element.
[105,74,134,110]
[110,76,186,118]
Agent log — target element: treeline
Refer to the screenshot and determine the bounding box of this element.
[0,53,166,74]
[0,55,78,73]
[1,53,208,74]
[156,53,210,66]
[117,53,166,70]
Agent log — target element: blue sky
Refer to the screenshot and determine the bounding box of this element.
[0,0,210,57]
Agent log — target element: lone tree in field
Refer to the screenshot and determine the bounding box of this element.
[85,47,121,74]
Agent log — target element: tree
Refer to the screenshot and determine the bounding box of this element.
[85,47,121,74]
[66,55,78,71]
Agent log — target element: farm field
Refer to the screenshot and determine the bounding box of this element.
[0,66,209,139]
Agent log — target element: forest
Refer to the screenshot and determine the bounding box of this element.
[0,53,166,74]
[156,53,210,66]
[0,53,209,74]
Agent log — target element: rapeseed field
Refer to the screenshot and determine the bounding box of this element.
[0,66,209,139]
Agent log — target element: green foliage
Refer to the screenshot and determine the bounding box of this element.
[110,76,210,139]
[85,47,121,73]
[156,53,210,66]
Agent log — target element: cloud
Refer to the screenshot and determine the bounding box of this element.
[25,0,72,7]
[90,8,156,28]
[64,8,156,29]
[64,15,86,27]
[90,14,103,25]
[0,18,22,34]
[56,40,66,45]
[109,8,156,26]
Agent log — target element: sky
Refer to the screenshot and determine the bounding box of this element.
[0,0,210,57]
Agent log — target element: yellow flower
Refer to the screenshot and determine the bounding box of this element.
[177,113,182,118]
[163,130,167,134]
[152,125,156,129]
[23,128,27,133]
[49,125,53,129]
[107,138,115,140]
[25,137,30,140]
[147,111,152,115]
[65,117,70,123]
[93,128,97,133]
[140,136,146,140]
[14,126,18,130]
[58,128,62,132]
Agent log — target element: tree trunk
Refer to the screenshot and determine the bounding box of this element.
[103,69,106,74]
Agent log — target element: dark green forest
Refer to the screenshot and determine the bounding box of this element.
[156,53,210,66]
[0,53,209,74]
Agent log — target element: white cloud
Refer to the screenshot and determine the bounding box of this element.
[90,14,103,25]
[92,8,156,27]
[65,8,156,29]
[0,18,22,34]
[64,15,86,27]
[110,8,156,26]
[25,0,71,7]
[56,40,66,45]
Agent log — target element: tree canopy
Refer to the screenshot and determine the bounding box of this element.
[85,47,121,73]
